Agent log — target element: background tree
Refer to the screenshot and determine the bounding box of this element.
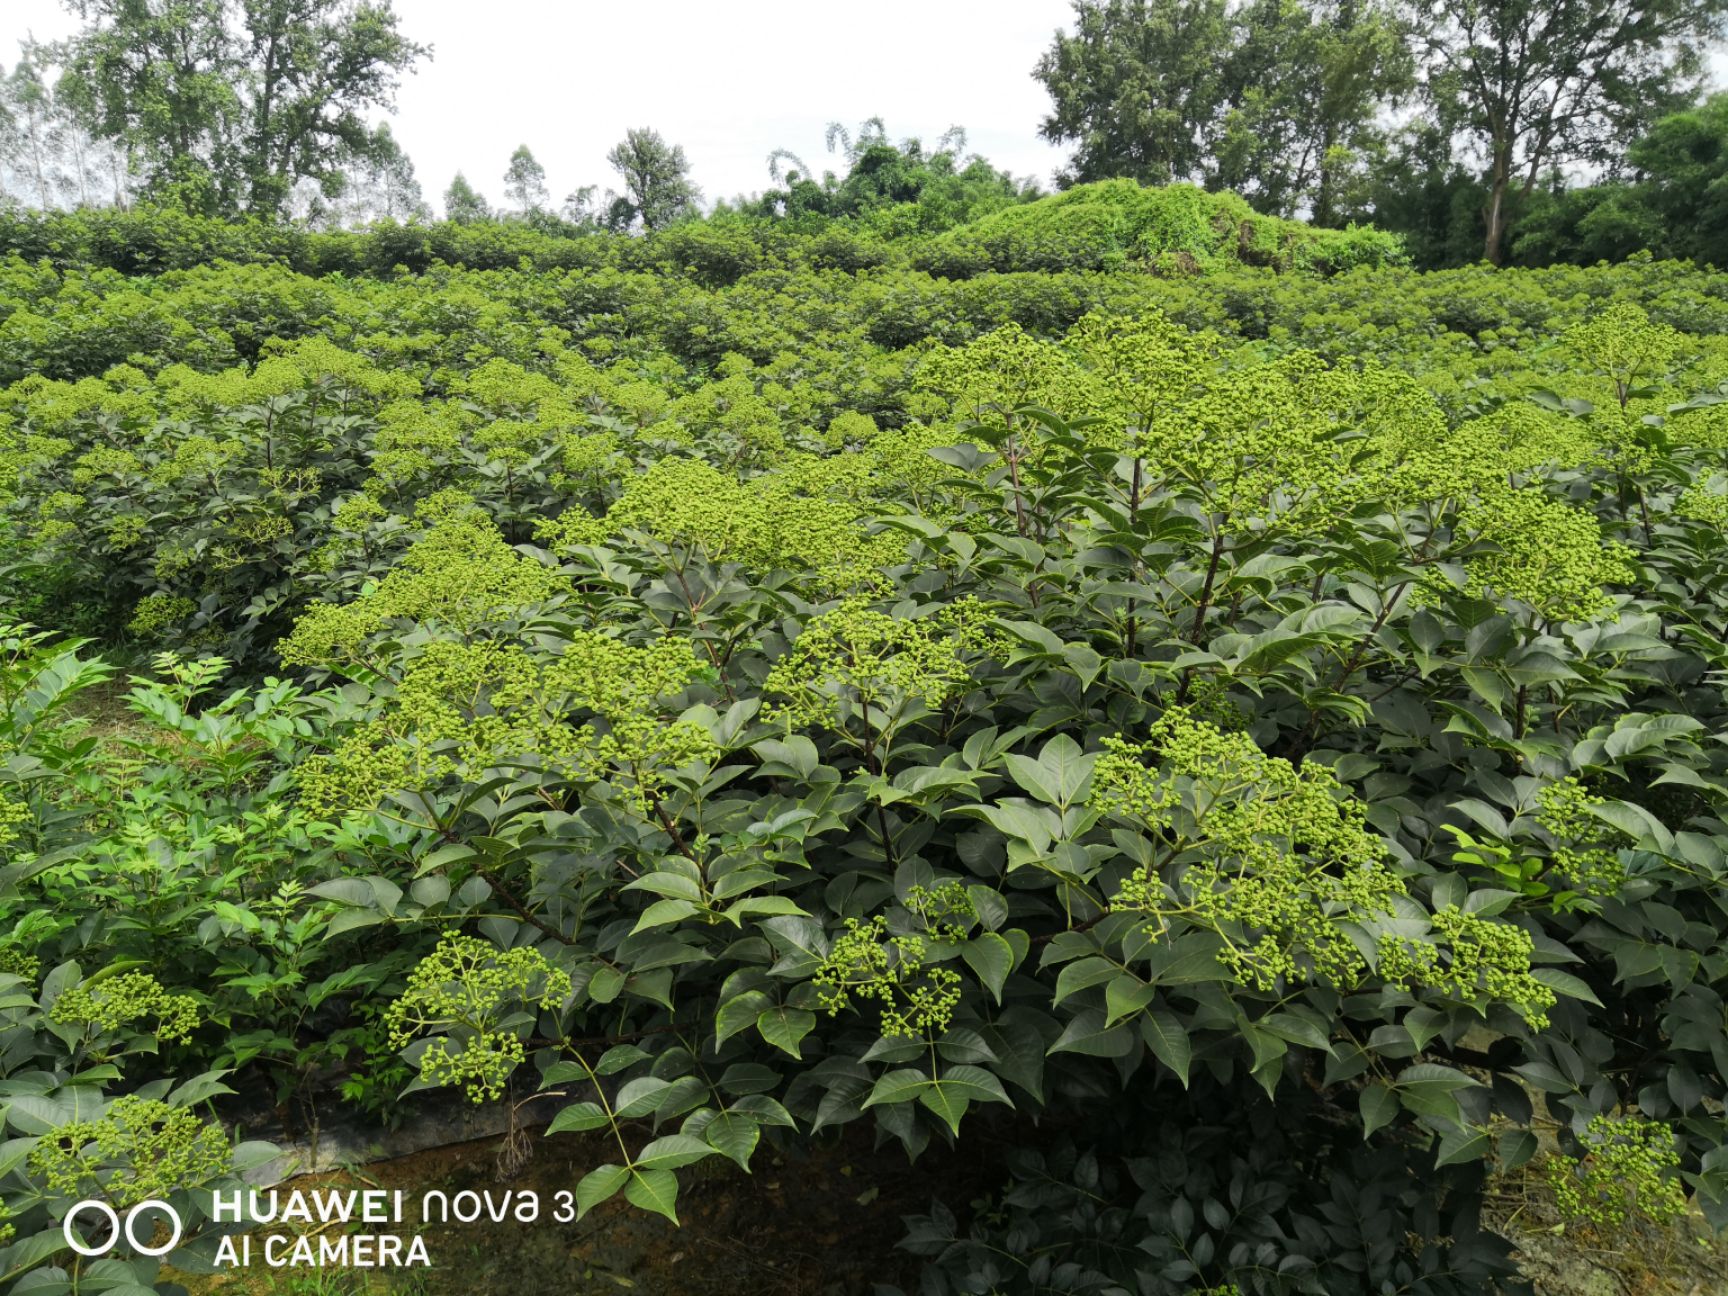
[233,0,428,213]
[1350,118,1487,267]
[606,127,700,231]
[0,39,133,209]
[2,49,61,208]
[559,182,634,231]
[1034,0,1230,187]
[442,170,488,222]
[749,117,1039,230]
[58,0,427,216]
[313,120,425,225]
[58,0,235,212]
[1400,0,1728,264]
[1033,0,1407,219]
[1213,0,1411,222]
[1622,92,1728,267]
[501,143,547,215]
[369,121,427,220]
[560,182,599,224]
[1488,93,1728,268]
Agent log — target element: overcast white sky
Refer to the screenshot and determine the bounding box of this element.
[0,0,1078,209]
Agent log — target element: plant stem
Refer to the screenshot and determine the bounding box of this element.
[1189,519,1228,643]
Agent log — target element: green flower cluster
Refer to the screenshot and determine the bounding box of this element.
[52,971,199,1043]
[0,789,28,851]
[1456,490,1635,623]
[384,933,572,1103]
[0,943,39,980]
[1065,308,1217,445]
[257,334,421,401]
[1536,777,1630,893]
[1564,303,1687,403]
[1546,1113,1688,1230]
[554,427,624,490]
[1147,351,1365,528]
[863,421,970,505]
[1405,404,1598,497]
[71,445,143,488]
[457,358,586,471]
[1378,908,1555,1027]
[1099,712,1400,990]
[1670,402,1728,452]
[765,597,1000,734]
[606,455,902,584]
[543,627,720,813]
[905,881,977,943]
[33,489,83,543]
[156,335,417,419]
[813,915,963,1040]
[663,367,802,457]
[606,458,772,561]
[299,640,588,814]
[1677,477,1728,527]
[149,434,247,488]
[333,493,388,528]
[917,321,1105,422]
[279,507,570,664]
[127,594,197,638]
[1099,713,1549,1022]
[28,1096,230,1207]
[532,506,611,553]
[300,628,716,817]
[0,366,155,434]
[367,398,466,490]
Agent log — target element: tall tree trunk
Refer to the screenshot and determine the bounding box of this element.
[1314,121,1337,227]
[1483,141,1511,265]
[251,26,281,212]
[69,131,91,207]
[25,112,50,209]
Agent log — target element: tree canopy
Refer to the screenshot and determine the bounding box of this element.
[741,118,1040,231]
[1032,0,1409,223]
[606,127,700,231]
[502,142,547,214]
[1399,0,1728,263]
[57,0,427,215]
[442,169,489,222]
[1032,0,1728,261]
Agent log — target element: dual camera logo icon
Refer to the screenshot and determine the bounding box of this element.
[62,1199,183,1257]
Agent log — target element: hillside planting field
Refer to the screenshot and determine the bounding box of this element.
[3,187,1728,1294]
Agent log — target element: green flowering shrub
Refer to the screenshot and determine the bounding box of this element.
[297,625,718,825]
[763,597,1001,737]
[0,959,277,1289]
[813,915,966,1040]
[605,455,903,584]
[27,1096,231,1207]
[1534,777,1633,894]
[1546,1114,1689,1231]
[913,180,1407,277]
[1455,491,1637,623]
[385,934,572,1102]
[1098,712,1554,1022]
[51,970,200,1046]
